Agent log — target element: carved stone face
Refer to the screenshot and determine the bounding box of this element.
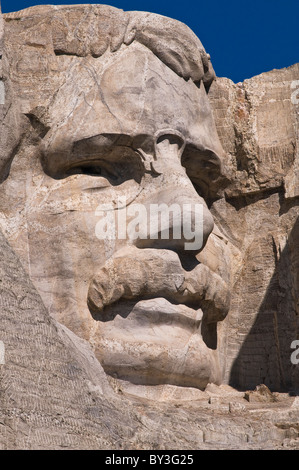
[0,6,231,391]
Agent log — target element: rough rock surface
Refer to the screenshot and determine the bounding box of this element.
[0,3,231,392]
[208,64,299,391]
[1,224,299,450]
[0,4,298,450]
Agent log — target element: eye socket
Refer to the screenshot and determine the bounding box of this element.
[181,146,225,203]
[62,156,145,185]
[43,144,145,183]
[76,164,103,176]
[64,160,119,180]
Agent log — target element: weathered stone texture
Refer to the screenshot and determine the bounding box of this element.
[208,67,299,391]
[0,3,229,392]
[0,226,137,450]
[1,226,299,450]
[0,4,298,449]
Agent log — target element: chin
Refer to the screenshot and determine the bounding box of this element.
[90,298,222,390]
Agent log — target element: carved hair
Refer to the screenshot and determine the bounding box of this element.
[4,4,215,89]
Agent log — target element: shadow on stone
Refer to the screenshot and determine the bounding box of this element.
[229,216,299,393]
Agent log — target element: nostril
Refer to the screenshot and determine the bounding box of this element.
[177,252,201,271]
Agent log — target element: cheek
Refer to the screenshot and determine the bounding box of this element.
[27,210,103,277]
[39,174,144,216]
[20,208,111,337]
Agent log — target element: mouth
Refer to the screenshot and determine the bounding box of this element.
[87,245,230,326]
[87,246,230,389]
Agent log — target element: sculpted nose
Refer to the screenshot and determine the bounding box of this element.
[133,131,214,252]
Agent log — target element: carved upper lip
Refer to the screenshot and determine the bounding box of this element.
[87,246,230,325]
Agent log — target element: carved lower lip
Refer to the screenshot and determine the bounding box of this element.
[87,246,230,324]
[92,297,203,331]
[127,298,203,331]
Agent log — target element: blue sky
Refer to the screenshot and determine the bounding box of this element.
[1,0,298,83]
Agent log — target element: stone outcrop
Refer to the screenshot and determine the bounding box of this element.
[0,4,298,449]
[2,222,299,450]
[208,65,299,391]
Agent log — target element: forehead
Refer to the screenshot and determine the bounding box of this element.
[3,5,226,198]
[5,6,214,139]
[40,43,216,151]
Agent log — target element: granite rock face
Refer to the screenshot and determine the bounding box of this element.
[0,4,298,449]
[208,65,299,391]
[0,4,230,391]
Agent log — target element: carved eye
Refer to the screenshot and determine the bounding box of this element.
[181,146,224,202]
[42,143,145,183]
[76,164,102,177]
[65,161,118,180]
